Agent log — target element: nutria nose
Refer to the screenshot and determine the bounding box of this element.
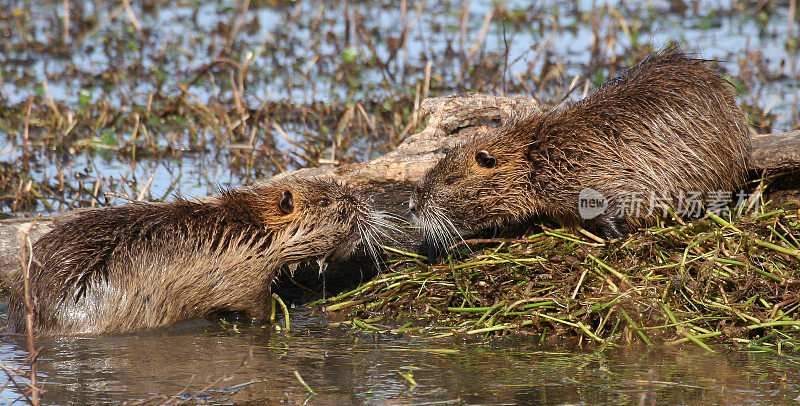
[410,185,423,215]
[409,199,418,215]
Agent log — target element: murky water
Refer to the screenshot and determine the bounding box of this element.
[2,307,800,405]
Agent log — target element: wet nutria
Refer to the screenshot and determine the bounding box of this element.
[410,46,751,245]
[6,178,393,336]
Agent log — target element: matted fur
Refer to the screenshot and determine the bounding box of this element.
[412,46,751,242]
[6,178,391,336]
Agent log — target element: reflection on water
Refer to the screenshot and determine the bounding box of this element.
[2,307,799,405]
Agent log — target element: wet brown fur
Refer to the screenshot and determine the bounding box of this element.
[6,178,383,336]
[412,46,751,241]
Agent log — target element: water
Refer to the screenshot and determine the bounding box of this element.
[2,309,799,405]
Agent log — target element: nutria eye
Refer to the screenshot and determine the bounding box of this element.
[475,150,497,168]
[316,198,330,207]
[444,176,459,186]
[279,190,294,214]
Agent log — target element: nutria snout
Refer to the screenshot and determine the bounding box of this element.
[5,177,394,336]
[412,45,751,246]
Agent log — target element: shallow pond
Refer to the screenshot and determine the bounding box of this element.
[2,306,800,405]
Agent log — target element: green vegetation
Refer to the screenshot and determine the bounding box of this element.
[320,196,800,353]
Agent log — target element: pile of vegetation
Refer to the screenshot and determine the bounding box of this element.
[319,198,800,355]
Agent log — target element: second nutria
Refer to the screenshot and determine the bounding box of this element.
[410,46,751,244]
[5,177,393,336]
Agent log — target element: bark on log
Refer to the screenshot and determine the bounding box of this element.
[750,130,800,171]
[1,93,798,286]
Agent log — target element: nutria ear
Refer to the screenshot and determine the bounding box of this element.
[279,190,294,214]
[475,150,497,168]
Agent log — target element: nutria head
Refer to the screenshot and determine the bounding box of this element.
[239,177,392,268]
[409,124,534,247]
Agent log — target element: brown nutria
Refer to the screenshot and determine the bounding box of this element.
[410,46,751,245]
[5,177,393,336]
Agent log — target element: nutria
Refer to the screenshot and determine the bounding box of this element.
[5,178,393,336]
[410,46,751,245]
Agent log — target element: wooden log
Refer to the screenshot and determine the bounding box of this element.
[750,130,800,171]
[1,93,798,286]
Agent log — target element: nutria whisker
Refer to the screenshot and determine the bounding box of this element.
[419,204,469,254]
[366,212,403,242]
[431,206,471,253]
[417,209,445,249]
[377,211,409,223]
[356,214,386,270]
